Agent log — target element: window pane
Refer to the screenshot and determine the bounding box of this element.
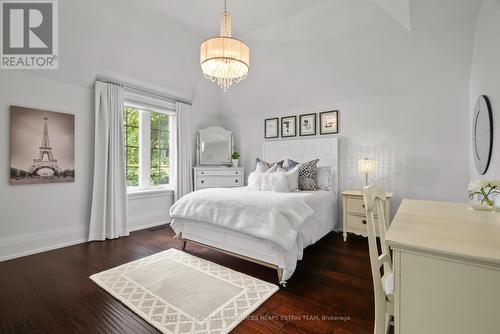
[150,167,159,186]
[151,130,159,149]
[127,166,139,187]
[125,107,139,127]
[127,147,139,166]
[160,149,168,166]
[159,114,169,129]
[151,149,160,167]
[159,131,169,149]
[126,126,139,147]
[151,112,159,130]
[159,166,169,184]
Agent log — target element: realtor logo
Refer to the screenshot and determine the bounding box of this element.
[1,0,58,69]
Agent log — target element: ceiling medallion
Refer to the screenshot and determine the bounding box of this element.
[200,0,249,91]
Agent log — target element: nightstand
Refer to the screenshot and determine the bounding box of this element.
[341,190,392,242]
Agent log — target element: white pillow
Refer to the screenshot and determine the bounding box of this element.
[277,165,300,192]
[247,164,278,190]
[261,172,291,192]
[316,166,334,191]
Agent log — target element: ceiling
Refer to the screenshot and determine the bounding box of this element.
[135,0,329,36]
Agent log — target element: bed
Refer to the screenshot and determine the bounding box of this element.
[170,138,339,284]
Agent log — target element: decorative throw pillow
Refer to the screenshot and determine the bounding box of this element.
[316,166,334,191]
[288,159,320,191]
[255,158,284,173]
[248,164,279,190]
[277,165,300,192]
[261,171,291,193]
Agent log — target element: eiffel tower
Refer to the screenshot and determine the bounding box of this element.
[28,116,63,176]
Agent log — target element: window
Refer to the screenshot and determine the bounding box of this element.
[123,96,175,190]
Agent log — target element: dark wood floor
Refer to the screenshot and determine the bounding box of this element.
[0,225,376,334]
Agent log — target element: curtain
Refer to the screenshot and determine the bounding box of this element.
[88,81,129,241]
[175,102,193,200]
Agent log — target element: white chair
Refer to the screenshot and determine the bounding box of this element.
[362,186,394,334]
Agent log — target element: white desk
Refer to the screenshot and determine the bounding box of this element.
[386,199,500,334]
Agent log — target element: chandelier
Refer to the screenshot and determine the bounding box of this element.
[200,0,249,91]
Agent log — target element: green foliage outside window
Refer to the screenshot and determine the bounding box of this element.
[150,112,169,186]
[124,107,139,187]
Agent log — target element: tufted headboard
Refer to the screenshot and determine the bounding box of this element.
[262,138,339,196]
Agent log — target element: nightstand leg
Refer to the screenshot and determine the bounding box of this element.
[343,232,347,242]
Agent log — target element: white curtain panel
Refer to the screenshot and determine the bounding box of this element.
[88,81,129,241]
[176,102,193,200]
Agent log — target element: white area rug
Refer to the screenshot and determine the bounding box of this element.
[90,248,278,334]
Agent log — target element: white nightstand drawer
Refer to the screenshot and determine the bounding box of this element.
[345,197,366,215]
[346,213,367,231]
[197,176,242,189]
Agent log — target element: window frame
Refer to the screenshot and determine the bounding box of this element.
[123,96,176,193]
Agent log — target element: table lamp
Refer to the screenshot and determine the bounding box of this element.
[358,158,376,186]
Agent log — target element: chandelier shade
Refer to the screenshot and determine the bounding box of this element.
[200,1,249,91]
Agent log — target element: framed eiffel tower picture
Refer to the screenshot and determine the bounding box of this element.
[10,106,75,185]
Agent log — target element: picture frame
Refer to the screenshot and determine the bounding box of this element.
[264,118,279,139]
[10,105,75,185]
[299,113,317,136]
[319,110,339,135]
[281,116,297,138]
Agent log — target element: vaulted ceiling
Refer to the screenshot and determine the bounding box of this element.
[134,0,482,39]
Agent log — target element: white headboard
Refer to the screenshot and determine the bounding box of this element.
[262,138,339,194]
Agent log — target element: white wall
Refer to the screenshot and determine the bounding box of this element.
[0,0,219,260]
[470,0,500,180]
[221,0,481,217]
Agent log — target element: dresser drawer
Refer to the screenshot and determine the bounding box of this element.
[197,170,242,176]
[197,176,243,189]
[345,197,366,215]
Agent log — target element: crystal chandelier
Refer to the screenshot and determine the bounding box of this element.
[200,0,249,91]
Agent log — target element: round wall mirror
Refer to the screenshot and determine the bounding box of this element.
[472,95,493,175]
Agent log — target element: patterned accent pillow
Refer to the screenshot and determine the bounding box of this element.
[288,159,320,191]
[255,158,284,172]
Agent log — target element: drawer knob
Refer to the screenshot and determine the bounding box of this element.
[201,180,204,184]
[201,172,204,174]
[362,220,367,225]
[235,179,239,183]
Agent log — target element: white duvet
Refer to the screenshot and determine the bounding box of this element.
[169,187,337,252]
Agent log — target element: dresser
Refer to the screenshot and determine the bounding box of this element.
[193,167,245,191]
[341,190,392,241]
[386,200,500,334]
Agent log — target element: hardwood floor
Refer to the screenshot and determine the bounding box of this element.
[0,226,376,334]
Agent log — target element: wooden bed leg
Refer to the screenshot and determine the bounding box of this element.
[277,268,283,284]
[181,240,187,251]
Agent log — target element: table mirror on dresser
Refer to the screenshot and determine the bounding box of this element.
[194,127,244,191]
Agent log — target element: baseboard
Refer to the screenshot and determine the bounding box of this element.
[0,217,172,262]
[0,225,88,262]
[129,220,171,232]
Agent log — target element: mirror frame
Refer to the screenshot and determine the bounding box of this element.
[196,126,234,166]
[473,95,493,175]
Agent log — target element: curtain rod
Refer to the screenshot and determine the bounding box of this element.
[96,77,192,105]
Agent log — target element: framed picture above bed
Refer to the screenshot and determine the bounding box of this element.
[264,118,279,139]
[299,113,317,136]
[319,110,339,135]
[281,116,296,138]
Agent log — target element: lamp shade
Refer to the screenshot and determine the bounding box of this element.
[358,158,376,175]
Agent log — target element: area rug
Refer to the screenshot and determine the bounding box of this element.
[90,248,278,334]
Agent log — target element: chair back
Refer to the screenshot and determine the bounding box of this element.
[362,186,392,299]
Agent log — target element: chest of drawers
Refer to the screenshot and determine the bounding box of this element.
[193,167,245,191]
